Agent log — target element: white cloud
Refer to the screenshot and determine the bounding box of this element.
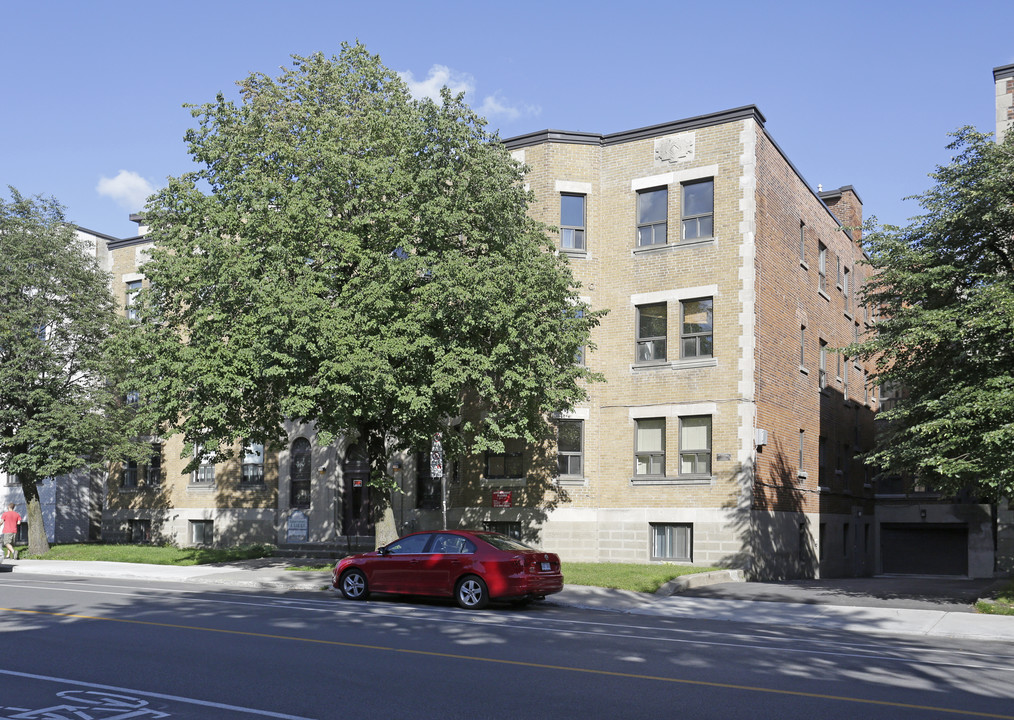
[399,65,541,122]
[96,170,155,211]
[400,65,474,102]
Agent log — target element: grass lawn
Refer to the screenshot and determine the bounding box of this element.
[976,579,1014,616]
[16,543,274,566]
[562,562,722,593]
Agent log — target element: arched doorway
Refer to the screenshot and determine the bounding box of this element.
[290,437,312,509]
[342,443,372,536]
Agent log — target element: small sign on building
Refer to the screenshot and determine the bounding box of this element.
[491,490,512,508]
[286,510,309,543]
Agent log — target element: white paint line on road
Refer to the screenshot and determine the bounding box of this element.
[0,669,317,719]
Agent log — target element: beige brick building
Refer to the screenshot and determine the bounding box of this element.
[438,106,882,579]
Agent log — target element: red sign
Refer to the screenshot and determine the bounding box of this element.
[353,478,363,488]
[491,490,512,508]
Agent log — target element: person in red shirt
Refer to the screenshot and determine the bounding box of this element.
[2,503,22,560]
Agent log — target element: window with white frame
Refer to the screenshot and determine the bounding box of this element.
[651,523,692,561]
[680,298,713,358]
[557,420,583,478]
[560,193,586,250]
[636,303,666,363]
[635,418,665,476]
[679,416,711,476]
[636,187,667,246]
[818,242,828,292]
[681,179,713,240]
[193,445,215,484]
[242,442,265,484]
[190,519,213,545]
[126,280,142,321]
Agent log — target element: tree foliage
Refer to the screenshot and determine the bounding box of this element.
[130,43,602,484]
[0,189,140,553]
[856,127,1014,502]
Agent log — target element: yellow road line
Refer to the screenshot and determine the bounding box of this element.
[5,606,1012,719]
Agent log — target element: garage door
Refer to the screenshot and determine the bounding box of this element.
[880,524,968,576]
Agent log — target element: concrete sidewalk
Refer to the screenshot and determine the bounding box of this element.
[3,558,1013,642]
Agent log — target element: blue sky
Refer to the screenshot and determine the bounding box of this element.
[3,0,1012,238]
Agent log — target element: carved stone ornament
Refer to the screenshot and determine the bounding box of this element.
[655,132,695,165]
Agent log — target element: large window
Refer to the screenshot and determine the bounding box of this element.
[557,420,583,478]
[242,443,264,484]
[485,438,524,479]
[682,179,713,240]
[130,519,151,543]
[290,437,311,508]
[126,280,142,321]
[818,242,828,292]
[193,445,215,484]
[679,416,711,476]
[123,460,139,488]
[680,298,713,358]
[635,418,665,476]
[190,519,213,546]
[483,520,521,540]
[636,303,666,363]
[819,340,828,389]
[651,523,692,561]
[636,187,667,246]
[560,194,586,250]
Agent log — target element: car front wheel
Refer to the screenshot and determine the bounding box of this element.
[340,569,369,601]
[455,575,489,610]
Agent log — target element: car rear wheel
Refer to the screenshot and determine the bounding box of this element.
[455,575,489,609]
[340,569,369,600]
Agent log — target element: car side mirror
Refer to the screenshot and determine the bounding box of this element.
[377,546,389,556]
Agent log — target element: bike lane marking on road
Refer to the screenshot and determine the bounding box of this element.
[2,606,1012,720]
[0,668,316,719]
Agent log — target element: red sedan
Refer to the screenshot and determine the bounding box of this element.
[332,530,563,609]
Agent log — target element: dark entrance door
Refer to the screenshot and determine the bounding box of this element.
[290,437,311,509]
[881,523,968,575]
[342,444,373,536]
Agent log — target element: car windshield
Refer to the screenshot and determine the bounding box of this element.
[477,533,538,552]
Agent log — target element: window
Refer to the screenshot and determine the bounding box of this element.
[842,356,849,400]
[147,444,162,484]
[483,521,521,540]
[682,179,714,240]
[836,255,843,289]
[680,298,713,358]
[818,242,828,292]
[799,324,807,368]
[386,533,431,554]
[126,280,142,321]
[129,519,151,543]
[818,436,828,487]
[290,437,311,508]
[819,340,828,389]
[799,221,806,264]
[651,523,692,561]
[799,429,806,475]
[636,303,666,362]
[843,265,851,309]
[560,194,586,250]
[190,519,213,545]
[242,443,264,484]
[123,460,139,488]
[431,533,475,554]
[557,420,583,478]
[485,438,524,479]
[679,416,711,476]
[634,418,665,476]
[193,445,215,484]
[415,451,441,510]
[636,187,667,246]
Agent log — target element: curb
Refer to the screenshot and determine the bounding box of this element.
[655,569,745,597]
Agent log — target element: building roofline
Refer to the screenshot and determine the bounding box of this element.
[818,184,864,207]
[74,225,123,243]
[993,63,1014,82]
[502,105,766,150]
[106,235,150,251]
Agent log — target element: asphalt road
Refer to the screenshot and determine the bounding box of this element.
[2,573,1014,720]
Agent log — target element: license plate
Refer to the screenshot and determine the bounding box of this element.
[541,562,551,572]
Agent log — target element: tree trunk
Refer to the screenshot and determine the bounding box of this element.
[21,475,50,555]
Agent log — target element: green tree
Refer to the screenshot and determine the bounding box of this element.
[130,44,601,501]
[856,127,1014,512]
[0,189,141,554]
